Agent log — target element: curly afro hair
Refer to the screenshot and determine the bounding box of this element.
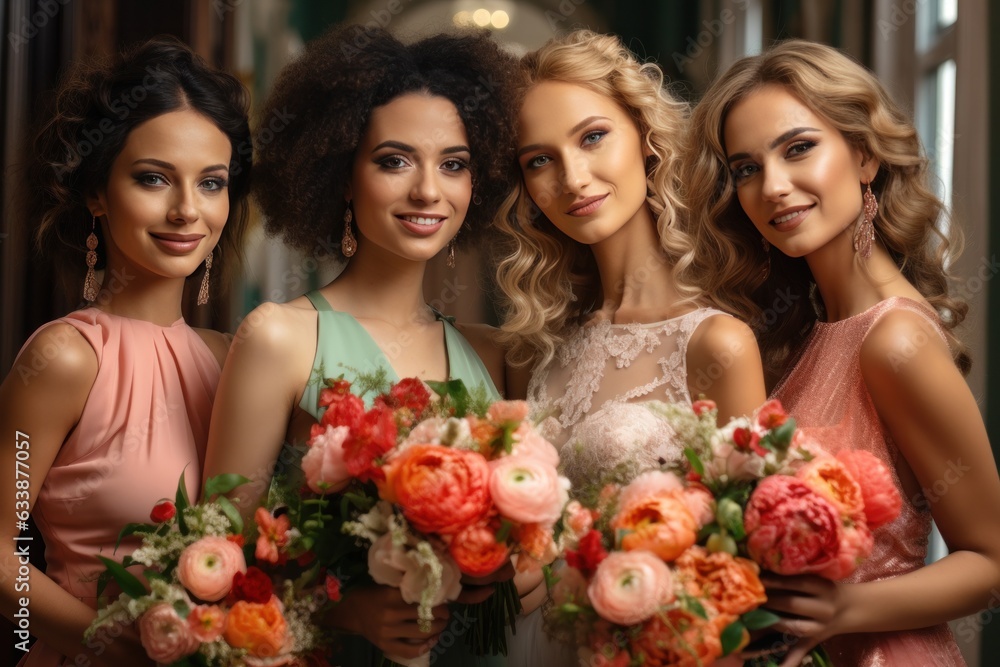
[253,25,519,254]
[27,35,252,298]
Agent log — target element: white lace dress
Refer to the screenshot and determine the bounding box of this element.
[508,307,728,667]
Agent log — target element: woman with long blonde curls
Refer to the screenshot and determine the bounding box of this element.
[682,39,1000,666]
[494,30,765,665]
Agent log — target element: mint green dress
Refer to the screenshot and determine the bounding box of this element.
[298,290,506,667]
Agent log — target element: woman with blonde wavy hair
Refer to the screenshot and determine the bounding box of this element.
[494,30,765,665]
[682,39,1000,666]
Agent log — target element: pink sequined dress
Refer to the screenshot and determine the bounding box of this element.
[771,297,966,666]
[17,309,220,667]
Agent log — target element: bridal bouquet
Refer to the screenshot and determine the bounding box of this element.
[267,374,568,666]
[85,474,326,666]
[545,399,902,666]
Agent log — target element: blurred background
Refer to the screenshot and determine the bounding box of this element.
[1,0,996,664]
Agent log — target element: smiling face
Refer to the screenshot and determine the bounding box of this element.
[347,93,471,263]
[516,81,651,246]
[91,108,232,281]
[723,84,877,259]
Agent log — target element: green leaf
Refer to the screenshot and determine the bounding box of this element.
[203,473,251,499]
[172,599,191,619]
[685,597,708,620]
[742,608,781,630]
[144,569,169,583]
[683,447,705,475]
[174,471,191,534]
[720,619,746,656]
[426,379,471,416]
[114,523,156,553]
[216,496,244,535]
[771,418,797,449]
[494,519,513,543]
[97,556,148,598]
[96,569,113,598]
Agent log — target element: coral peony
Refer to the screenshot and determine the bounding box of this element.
[490,456,569,526]
[674,546,767,616]
[223,595,288,658]
[617,471,683,509]
[797,457,865,518]
[835,450,902,529]
[744,476,841,575]
[449,522,511,577]
[367,533,462,606]
[633,608,725,667]
[612,492,697,562]
[177,535,247,602]
[380,444,492,534]
[255,508,291,565]
[587,551,675,626]
[818,520,875,580]
[187,604,226,643]
[302,424,351,494]
[138,603,199,663]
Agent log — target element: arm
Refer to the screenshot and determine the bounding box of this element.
[686,314,767,423]
[0,325,149,665]
[762,310,1000,665]
[202,302,307,517]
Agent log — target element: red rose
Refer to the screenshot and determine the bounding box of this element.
[565,529,608,578]
[325,574,342,603]
[691,399,717,417]
[150,500,176,523]
[733,427,767,457]
[342,405,397,482]
[229,566,273,604]
[756,399,789,430]
[321,393,366,431]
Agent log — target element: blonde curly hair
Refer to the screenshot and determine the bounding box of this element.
[494,30,695,367]
[681,39,969,379]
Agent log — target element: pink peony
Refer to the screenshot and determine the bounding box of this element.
[507,426,561,469]
[745,476,842,575]
[487,400,530,423]
[368,533,462,606]
[302,423,351,494]
[139,603,199,663]
[490,456,569,525]
[617,470,683,508]
[836,450,902,529]
[187,604,226,643]
[588,551,675,626]
[818,520,874,580]
[177,535,247,602]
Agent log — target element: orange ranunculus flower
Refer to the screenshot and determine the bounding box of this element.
[223,595,287,658]
[611,492,697,562]
[674,546,767,616]
[465,415,502,456]
[449,522,511,577]
[380,444,492,535]
[797,457,865,518]
[633,608,725,667]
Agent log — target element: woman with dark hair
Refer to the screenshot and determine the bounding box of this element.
[683,39,1000,666]
[0,36,251,666]
[202,25,518,666]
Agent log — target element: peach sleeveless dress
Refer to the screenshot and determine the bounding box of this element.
[18,308,220,667]
[771,297,966,666]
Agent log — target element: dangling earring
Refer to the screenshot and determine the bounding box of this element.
[197,250,213,305]
[83,217,100,302]
[446,237,457,268]
[759,237,771,282]
[341,204,357,257]
[853,181,878,259]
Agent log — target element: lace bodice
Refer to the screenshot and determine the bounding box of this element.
[528,308,727,489]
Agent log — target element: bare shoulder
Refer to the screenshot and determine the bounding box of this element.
[687,312,760,363]
[860,308,952,383]
[10,322,98,390]
[192,328,232,368]
[231,300,317,356]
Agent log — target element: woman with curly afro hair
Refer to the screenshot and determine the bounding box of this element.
[203,24,519,666]
[0,36,251,666]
